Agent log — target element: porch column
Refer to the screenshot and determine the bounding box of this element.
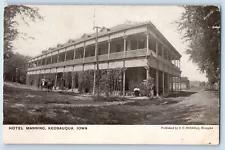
[146,32,149,55]
[162,71,165,95]
[156,41,159,97]
[167,73,170,93]
[64,49,67,62]
[83,45,86,63]
[179,59,181,69]
[50,52,53,64]
[171,76,173,92]
[93,70,96,94]
[176,77,178,91]
[123,36,127,97]
[108,39,111,68]
[108,39,111,59]
[55,73,58,90]
[73,48,76,61]
[145,67,150,80]
[57,50,59,63]
[156,70,159,96]
[180,76,181,91]
[40,56,43,66]
[71,67,74,92]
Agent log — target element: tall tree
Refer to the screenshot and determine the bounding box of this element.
[4,5,43,60]
[4,53,31,83]
[177,6,220,84]
[4,5,43,81]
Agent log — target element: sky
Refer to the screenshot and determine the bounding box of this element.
[13,5,207,82]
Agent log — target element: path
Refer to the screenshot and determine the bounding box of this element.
[176,89,220,124]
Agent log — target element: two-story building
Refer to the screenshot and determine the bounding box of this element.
[27,21,182,96]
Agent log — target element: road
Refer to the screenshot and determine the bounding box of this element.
[177,88,220,125]
[3,82,220,125]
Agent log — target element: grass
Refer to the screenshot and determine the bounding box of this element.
[3,83,211,125]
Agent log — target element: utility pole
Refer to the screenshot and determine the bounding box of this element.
[93,26,101,97]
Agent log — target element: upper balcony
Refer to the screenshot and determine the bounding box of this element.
[28,32,181,72]
[28,48,180,72]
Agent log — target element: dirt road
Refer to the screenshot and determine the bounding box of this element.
[3,82,220,125]
[177,89,220,124]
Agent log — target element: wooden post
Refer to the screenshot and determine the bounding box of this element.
[123,35,127,97]
[50,52,53,64]
[167,73,169,93]
[162,71,164,95]
[55,73,58,90]
[57,50,59,63]
[180,76,181,91]
[73,48,76,61]
[171,76,173,92]
[108,39,111,68]
[146,67,150,80]
[146,33,149,55]
[123,70,126,97]
[83,45,86,63]
[71,66,74,92]
[156,41,159,97]
[64,49,67,62]
[93,70,96,94]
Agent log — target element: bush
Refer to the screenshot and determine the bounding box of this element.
[139,77,154,97]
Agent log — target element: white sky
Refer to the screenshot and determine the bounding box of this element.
[13,5,207,82]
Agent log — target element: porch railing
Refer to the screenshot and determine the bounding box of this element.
[28,48,179,71]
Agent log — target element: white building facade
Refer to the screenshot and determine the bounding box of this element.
[27,21,182,96]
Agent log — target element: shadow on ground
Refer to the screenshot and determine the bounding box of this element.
[165,91,196,98]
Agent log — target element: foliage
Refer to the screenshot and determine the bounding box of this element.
[177,6,220,85]
[77,68,123,95]
[78,70,94,93]
[4,5,43,83]
[4,5,43,60]
[4,53,31,84]
[139,77,154,97]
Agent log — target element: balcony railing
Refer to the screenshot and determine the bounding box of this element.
[109,51,124,60]
[28,48,180,71]
[125,48,146,58]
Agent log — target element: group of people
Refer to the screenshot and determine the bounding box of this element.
[39,77,54,92]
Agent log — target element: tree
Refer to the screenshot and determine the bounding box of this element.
[4,5,43,60]
[177,6,220,85]
[4,53,31,83]
[4,5,43,82]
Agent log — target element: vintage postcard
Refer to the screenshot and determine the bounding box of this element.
[3,5,220,144]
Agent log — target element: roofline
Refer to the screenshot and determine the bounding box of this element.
[148,22,181,58]
[29,21,181,61]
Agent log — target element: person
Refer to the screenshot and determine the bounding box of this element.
[133,87,140,97]
[41,78,45,91]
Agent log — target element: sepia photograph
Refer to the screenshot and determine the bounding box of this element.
[3,5,220,144]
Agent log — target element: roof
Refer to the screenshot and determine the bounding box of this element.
[29,21,181,61]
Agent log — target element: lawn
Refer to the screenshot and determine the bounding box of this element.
[3,83,210,125]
